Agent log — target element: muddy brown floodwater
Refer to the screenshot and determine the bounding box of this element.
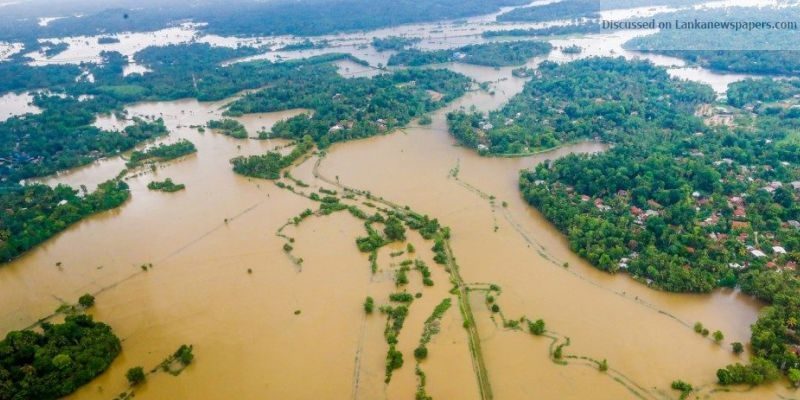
[1,4,797,397]
[0,56,791,399]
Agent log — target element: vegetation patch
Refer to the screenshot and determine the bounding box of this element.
[226,69,471,148]
[147,178,186,192]
[372,36,421,52]
[207,119,249,139]
[0,314,121,400]
[388,41,552,68]
[127,139,197,168]
[230,136,314,180]
[0,180,130,262]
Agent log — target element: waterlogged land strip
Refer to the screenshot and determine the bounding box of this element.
[116,345,195,400]
[474,285,656,400]
[267,154,485,396]
[309,156,495,400]
[414,298,452,400]
[443,239,494,400]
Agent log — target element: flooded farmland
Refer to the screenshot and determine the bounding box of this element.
[1,1,795,399]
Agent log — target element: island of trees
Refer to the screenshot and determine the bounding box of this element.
[0,314,121,399]
[482,23,603,38]
[207,119,249,139]
[127,139,197,168]
[388,41,552,68]
[231,136,314,180]
[147,178,186,192]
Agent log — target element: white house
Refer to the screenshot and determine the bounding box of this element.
[751,249,767,258]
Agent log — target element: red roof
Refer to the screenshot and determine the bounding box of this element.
[732,221,750,230]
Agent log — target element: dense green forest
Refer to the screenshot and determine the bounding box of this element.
[388,41,552,67]
[448,57,713,155]
[0,61,82,95]
[623,7,800,75]
[41,42,69,58]
[119,48,373,102]
[497,59,800,382]
[482,23,603,38]
[496,0,602,22]
[127,140,197,168]
[0,180,130,262]
[228,63,472,180]
[0,95,168,185]
[97,36,120,44]
[0,0,530,41]
[229,67,470,178]
[727,78,800,108]
[496,0,706,22]
[644,51,800,76]
[0,314,121,400]
[226,68,471,147]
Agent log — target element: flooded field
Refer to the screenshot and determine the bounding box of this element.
[1,1,796,399]
[0,91,40,122]
[1,60,788,400]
